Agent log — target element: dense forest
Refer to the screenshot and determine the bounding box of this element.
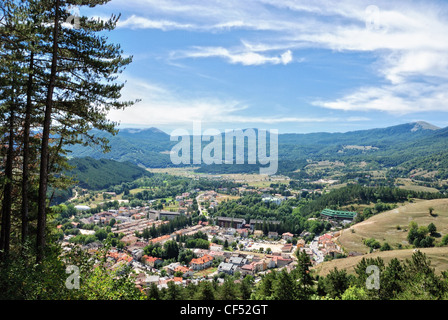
[65,157,152,190]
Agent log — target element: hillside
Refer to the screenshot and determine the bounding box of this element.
[68,128,177,168]
[336,198,448,254]
[66,157,152,190]
[313,246,448,276]
[67,121,448,178]
[312,198,448,276]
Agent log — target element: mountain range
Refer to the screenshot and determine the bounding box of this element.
[68,121,448,178]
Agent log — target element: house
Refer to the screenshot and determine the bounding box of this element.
[265,258,276,269]
[131,212,146,220]
[253,230,264,238]
[282,232,294,241]
[165,262,181,275]
[268,231,278,239]
[131,248,144,260]
[209,250,225,261]
[193,248,210,257]
[149,234,171,245]
[281,243,293,252]
[241,263,256,276]
[236,229,249,238]
[216,217,246,229]
[142,255,162,268]
[120,235,139,246]
[228,256,247,267]
[209,243,223,252]
[296,239,306,248]
[145,275,160,286]
[318,233,333,244]
[218,262,238,275]
[254,260,267,272]
[107,251,133,265]
[174,265,194,278]
[190,254,213,270]
[273,255,292,268]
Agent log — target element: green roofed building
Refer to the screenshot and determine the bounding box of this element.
[321,208,357,221]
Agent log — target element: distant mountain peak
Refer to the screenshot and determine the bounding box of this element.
[121,127,168,135]
[411,121,440,132]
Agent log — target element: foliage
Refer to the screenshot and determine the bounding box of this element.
[65,157,151,191]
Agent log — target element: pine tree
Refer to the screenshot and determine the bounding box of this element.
[30,0,134,262]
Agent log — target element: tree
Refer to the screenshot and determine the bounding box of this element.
[428,223,437,236]
[272,269,297,300]
[324,268,350,299]
[341,286,368,300]
[380,242,391,251]
[252,271,277,299]
[294,249,314,299]
[163,240,179,259]
[239,276,254,300]
[380,258,404,299]
[219,278,238,300]
[442,234,448,246]
[146,282,161,300]
[4,0,135,263]
[196,281,216,300]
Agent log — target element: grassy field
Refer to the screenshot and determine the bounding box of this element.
[313,247,448,276]
[146,167,202,177]
[72,190,124,208]
[337,198,448,254]
[396,178,440,193]
[146,167,290,188]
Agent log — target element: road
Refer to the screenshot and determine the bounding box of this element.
[309,237,325,264]
[196,193,207,217]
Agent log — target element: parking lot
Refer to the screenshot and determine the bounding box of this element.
[239,239,289,254]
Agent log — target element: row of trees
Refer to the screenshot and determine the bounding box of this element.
[140,247,448,301]
[254,250,448,300]
[0,0,133,265]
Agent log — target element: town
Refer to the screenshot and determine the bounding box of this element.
[59,186,348,294]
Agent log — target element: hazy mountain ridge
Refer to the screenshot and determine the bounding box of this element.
[67,121,447,175]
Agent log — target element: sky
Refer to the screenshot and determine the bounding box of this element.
[84,0,448,133]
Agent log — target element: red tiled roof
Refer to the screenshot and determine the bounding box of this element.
[190,254,213,266]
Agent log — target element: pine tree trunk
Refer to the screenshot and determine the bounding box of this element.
[0,104,15,261]
[36,0,59,263]
[21,48,34,246]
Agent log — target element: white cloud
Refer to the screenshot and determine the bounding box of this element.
[176,47,294,66]
[117,15,195,30]
[107,0,448,114]
[313,82,448,114]
[108,77,247,126]
[109,76,371,126]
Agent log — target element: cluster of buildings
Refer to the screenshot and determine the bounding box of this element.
[66,191,349,293]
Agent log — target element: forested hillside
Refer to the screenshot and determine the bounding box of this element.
[66,157,152,190]
[68,121,448,179]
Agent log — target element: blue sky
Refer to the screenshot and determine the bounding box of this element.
[85,0,448,133]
